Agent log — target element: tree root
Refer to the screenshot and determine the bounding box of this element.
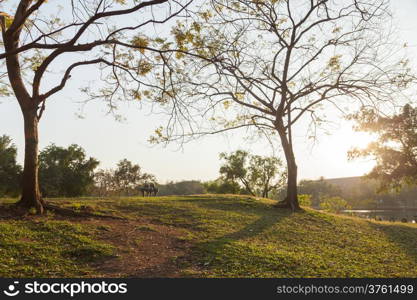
[15,196,45,214]
[274,200,292,208]
[4,203,127,220]
[274,199,301,212]
[15,195,126,220]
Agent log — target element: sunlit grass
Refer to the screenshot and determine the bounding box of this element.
[0,219,114,277]
[1,194,416,277]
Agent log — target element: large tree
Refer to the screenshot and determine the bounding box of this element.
[93,159,155,196]
[39,144,99,197]
[113,159,155,196]
[0,0,191,213]
[349,104,417,191]
[219,150,286,198]
[151,0,414,210]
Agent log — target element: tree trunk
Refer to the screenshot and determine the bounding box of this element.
[2,11,44,213]
[276,127,300,211]
[262,185,268,198]
[239,177,255,196]
[15,108,44,214]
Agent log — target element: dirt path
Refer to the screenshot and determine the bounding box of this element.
[81,218,193,277]
[0,205,199,278]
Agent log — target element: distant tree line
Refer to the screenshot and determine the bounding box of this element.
[205,150,287,198]
[0,135,156,198]
[92,159,156,197]
[295,177,417,211]
[158,181,205,196]
[2,132,417,209]
[0,135,21,197]
[0,139,287,198]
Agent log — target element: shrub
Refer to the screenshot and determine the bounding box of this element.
[298,194,312,207]
[319,196,351,214]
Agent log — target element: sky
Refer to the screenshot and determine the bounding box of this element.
[1,0,416,184]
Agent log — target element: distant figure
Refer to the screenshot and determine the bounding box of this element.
[149,182,159,196]
[138,182,158,197]
[144,182,150,196]
[138,182,149,197]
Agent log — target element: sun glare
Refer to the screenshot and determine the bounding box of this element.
[342,129,374,150]
[298,123,377,180]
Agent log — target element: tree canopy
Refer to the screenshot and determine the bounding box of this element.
[114,159,155,195]
[349,104,417,191]
[219,150,286,198]
[149,0,414,210]
[0,0,193,212]
[93,159,155,196]
[39,144,99,197]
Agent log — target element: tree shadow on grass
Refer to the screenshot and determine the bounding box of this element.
[119,197,308,277]
[0,203,32,220]
[136,196,299,252]
[129,211,297,278]
[111,202,204,230]
[217,211,292,240]
[179,197,277,216]
[368,222,417,265]
[104,196,305,277]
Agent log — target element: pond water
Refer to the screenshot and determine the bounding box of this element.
[342,209,417,223]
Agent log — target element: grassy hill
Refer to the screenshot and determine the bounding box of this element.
[0,195,416,277]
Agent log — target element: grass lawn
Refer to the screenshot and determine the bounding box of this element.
[0,195,416,277]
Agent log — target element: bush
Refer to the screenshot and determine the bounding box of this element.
[158,180,205,196]
[319,196,351,214]
[298,194,312,207]
[203,179,243,195]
